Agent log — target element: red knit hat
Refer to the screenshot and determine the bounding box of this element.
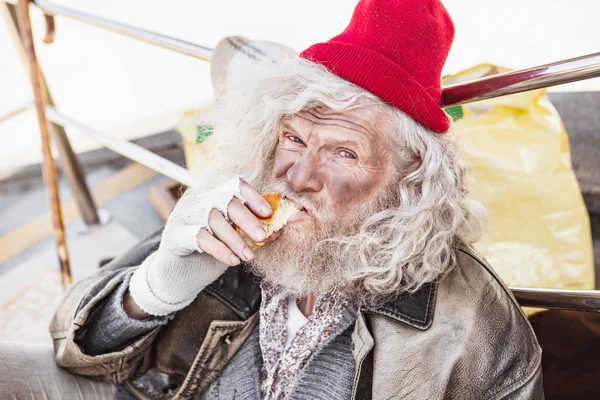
[300,0,455,133]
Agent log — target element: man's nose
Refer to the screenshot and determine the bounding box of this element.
[286,152,323,193]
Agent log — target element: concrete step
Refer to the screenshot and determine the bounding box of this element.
[548,92,600,287]
[548,92,600,219]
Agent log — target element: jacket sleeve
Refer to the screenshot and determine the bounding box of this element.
[74,271,172,356]
[502,362,545,400]
[49,229,167,383]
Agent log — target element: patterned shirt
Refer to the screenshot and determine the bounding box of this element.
[259,283,350,400]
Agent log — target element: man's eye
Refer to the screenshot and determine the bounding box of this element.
[340,150,357,160]
[287,136,304,144]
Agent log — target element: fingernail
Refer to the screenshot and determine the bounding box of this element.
[243,247,254,261]
[230,255,240,265]
[261,205,272,215]
[255,227,267,241]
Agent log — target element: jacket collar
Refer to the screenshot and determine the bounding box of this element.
[208,266,437,330]
[367,281,438,330]
[206,267,263,320]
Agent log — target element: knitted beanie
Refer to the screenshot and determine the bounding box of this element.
[300,0,455,133]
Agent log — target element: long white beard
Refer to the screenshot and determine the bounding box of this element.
[246,177,397,297]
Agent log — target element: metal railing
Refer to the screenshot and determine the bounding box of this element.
[46,107,201,187]
[2,0,600,311]
[441,52,600,106]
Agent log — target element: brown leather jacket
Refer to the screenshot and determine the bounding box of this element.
[50,231,543,399]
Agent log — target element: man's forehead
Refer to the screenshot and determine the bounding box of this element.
[281,106,388,142]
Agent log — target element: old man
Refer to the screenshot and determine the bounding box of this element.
[0,0,543,399]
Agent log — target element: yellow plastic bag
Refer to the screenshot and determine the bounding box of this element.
[178,108,217,176]
[444,64,595,293]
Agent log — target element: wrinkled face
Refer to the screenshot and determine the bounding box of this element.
[250,105,398,295]
[274,105,393,213]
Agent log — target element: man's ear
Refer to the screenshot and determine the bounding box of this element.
[406,158,422,175]
[396,147,422,179]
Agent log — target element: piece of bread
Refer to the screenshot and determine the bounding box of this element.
[235,193,300,249]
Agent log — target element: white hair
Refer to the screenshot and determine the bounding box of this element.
[201,54,486,300]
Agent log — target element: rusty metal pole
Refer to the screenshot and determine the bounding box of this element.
[3,1,100,226]
[16,0,72,288]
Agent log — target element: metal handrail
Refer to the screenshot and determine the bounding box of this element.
[510,287,600,313]
[46,107,202,187]
[31,0,212,60]
[0,101,31,124]
[19,0,600,107]
[441,53,600,106]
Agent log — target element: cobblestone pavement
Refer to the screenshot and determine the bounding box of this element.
[0,219,142,344]
[0,268,62,344]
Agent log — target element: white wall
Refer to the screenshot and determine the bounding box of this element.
[1,0,599,173]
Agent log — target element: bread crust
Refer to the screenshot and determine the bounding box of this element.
[234,193,299,249]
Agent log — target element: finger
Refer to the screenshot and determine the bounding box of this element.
[196,229,240,266]
[208,209,255,261]
[228,198,267,243]
[239,180,272,218]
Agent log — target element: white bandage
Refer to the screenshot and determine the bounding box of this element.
[163,176,245,253]
[129,177,244,316]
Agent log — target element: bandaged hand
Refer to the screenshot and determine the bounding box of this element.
[129,177,273,316]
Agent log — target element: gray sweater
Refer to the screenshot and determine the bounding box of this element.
[77,272,357,399]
